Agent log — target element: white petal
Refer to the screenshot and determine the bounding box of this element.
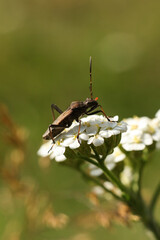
[93,136,104,146]
[65,124,85,137]
[79,133,89,141]
[37,141,53,157]
[99,130,113,138]
[62,137,74,147]
[115,122,127,132]
[110,129,120,135]
[143,133,153,145]
[113,115,119,121]
[50,145,65,159]
[153,130,160,141]
[55,154,66,162]
[107,121,117,128]
[86,125,99,135]
[69,139,80,149]
[115,154,126,162]
[87,137,94,145]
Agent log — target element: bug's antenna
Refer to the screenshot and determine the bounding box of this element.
[89,56,93,99]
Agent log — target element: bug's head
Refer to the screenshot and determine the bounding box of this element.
[84,97,99,108]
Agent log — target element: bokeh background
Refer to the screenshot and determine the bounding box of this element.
[0,0,160,239]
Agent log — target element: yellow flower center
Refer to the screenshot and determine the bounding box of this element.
[148,125,155,134]
[133,136,141,143]
[131,124,138,130]
[115,151,121,157]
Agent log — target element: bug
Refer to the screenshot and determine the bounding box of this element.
[42,57,110,142]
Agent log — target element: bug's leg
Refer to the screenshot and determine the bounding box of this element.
[51,104,63,121]
[99,106,111,121]
[49,124,68,129]
[86,109,111,121]
[49,124,55,143]
[77,120,81,144]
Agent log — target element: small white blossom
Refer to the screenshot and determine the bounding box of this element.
[121,129,153,151]
[105,147,126,166]
[50,142,66,162]
[87,134,104,147]
[37,139,66,162]
[62,124,86,149]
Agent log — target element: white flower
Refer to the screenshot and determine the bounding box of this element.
[37,139,66,162]
[87,134,104,147]
[121,129,153,151]
[50,141,66,162]
[62,124,86,149]
[105,147,126,166]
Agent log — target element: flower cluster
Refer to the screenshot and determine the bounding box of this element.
[38,115,127,162]
[120,109,160,152]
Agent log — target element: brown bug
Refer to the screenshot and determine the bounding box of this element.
[42,57,110,142]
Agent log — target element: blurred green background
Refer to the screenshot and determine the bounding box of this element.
[0,0,160,239]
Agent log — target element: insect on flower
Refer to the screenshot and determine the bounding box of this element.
[42,57,111,143]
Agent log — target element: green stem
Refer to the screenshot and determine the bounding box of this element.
[98,161,128,194]
[137,161,145,198]
[78,154,99,167]
[149,183,160,215]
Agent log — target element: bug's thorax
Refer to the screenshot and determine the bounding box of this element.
[83,98,99,109]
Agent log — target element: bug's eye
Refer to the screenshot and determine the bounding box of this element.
[95,97,98,101]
